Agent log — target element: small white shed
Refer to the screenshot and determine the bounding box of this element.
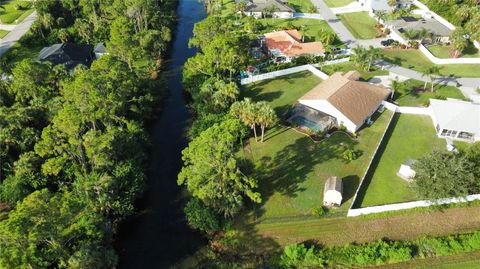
[397,160,417,181]
[323,177,343,207]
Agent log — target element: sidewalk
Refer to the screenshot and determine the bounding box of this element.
[0,11,37,56]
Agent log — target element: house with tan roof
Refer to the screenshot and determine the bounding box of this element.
[262,30,325,63]
[298,71,391,133]
[240,0,295,19]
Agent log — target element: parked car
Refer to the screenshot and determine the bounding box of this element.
[381,39,395,47]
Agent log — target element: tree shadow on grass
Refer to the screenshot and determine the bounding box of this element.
[247,132,358,219]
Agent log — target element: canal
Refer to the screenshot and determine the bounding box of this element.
[116,0,207,267]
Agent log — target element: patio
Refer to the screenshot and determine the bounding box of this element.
[286,103,337,133]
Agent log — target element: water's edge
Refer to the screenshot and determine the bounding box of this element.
[116,1,207,268]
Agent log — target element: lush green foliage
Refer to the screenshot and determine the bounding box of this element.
[0,0,176,267]
[184,198,221,234]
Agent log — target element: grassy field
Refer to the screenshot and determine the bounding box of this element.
[372,251,480,268]
[259,18,343,46]
[287,0,316,13]
[241,71,393,220]
[338,12,378,39]
[324,0,355,7]
[0,30,9,39]
[0,0,33,24]
[393,79,466,107]
[322,61,389,81]
[427,43,480,59]
[356,114,445,207]
[381,49,480,77]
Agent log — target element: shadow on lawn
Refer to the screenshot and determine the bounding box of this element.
[247,132,358,219]
[352,113,400,208]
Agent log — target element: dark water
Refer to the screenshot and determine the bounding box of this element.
[116,0,206,268]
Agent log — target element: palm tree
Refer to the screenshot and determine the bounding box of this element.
[235,0,247,20]
[451,28,469,58]
[366,46,381,71]
[230,98,259,141]
[351,46,368,69]
[374,10,388,25]
[256,102,277,143]
[387,0,397,7]
[422,66,441,92]
[319,29,336,45]
[299,25,308,42]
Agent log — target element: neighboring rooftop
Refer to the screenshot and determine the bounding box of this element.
[300,72,391,125]
[324,176,342,193]
[243,0,295,13]
[264,30,325,57]
[389,17,453,36]
[38,43,94,69]
[94,42,107,54]
[430,99,480,134]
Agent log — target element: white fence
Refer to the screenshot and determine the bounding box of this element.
[348,194,480,217]
[412,0,456,30]
[381,101,432,115]
[419,45,480,65]
[240,58,349,85]
[330,1,365,14]
[293,13,324,20]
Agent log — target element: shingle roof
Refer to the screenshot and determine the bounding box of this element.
[38,43,94,69]
[94,42,107,53]
[430,99,480,134]
[264,30,325,57]
[244,0,295,13]
[300,72,391,125]
[389,17,453,37]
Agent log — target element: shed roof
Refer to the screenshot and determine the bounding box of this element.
[264,30,324,57]
[430,99,480,134]
[324,176,342,193]
[94,42,107,53]
[300,72,391,125]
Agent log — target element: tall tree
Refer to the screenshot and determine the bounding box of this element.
[230,98,259,142]
[256,102,277,143]
[422,66,441,92]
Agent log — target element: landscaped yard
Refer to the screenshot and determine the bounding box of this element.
[260,18,343,47]
[0,0,33,24]
[322,61,389,81]
[241,71,393,221]
[355,114,446,208]
[288,0,316,13]
[427,43,480,59]
[393,79,466,107]
[338,12,378,39]
[324,0,355,7]
[381,49,480,77]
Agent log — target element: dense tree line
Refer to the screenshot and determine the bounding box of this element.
[0,0,176,268]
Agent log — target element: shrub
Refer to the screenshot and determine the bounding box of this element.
[338,124,347,132]
[184,198,221,234]
[304,127,314,135]
[311,206,328,217]
[342,149,359,161]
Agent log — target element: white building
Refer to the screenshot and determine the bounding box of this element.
[429,99,480,143]
[323,177,343,207]
[397,159,417,182]
[241,0,294,19]
[360,0,412,13]
[299,71,391,133]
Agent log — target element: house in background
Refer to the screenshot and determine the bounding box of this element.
[387,17,453,44]
[323,177,343,207]
[38,43,94,70]
[94,42,108,59]
[429,99,480,143]
[360,0,412,13]
[298,71,391,133]
[240,0,295,19]
[262,30,325,63]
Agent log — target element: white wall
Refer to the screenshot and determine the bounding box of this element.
[382,101,433,116]
[273,12,293,18]
[298,100,359,132]
[418,44,480,64]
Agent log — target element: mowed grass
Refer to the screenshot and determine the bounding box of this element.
[381,49,480,77]
[338,12,378,39]
[259,18,344,46]
[0,30,9,39]
[356,114,445,207]
[0,0,33,24]
[324,0,355,7]
[394,79,466,107]
[241,71,393,220]
[288,0,316,13]
[322,61,389,81]
[372,250,480,268]
[427,43,480,59]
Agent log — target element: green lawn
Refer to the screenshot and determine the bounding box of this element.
[287,0,316,13]
[393,79,466,107]
[323,0,355,7]
[356,114,446,207]
[427,43,480,59]
[322,61,389,81]
[0,30,9,39]
[338,12,378,39]
[373,251,480,269]
[259,18,343,46]
[0,0,33,24]
[241,71,393,220]
[381,49,480,77]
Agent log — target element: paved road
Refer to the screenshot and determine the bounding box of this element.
[311,0,357,47]
[0,11,37,56]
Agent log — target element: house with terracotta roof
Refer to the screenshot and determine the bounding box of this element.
[298,71,391,133]
[262,30,325,63]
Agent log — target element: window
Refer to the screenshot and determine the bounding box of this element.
[440,129,457,137]
[458,132,474,140]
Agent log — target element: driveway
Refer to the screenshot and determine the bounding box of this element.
[0,11,37,56]
[311,0,357,47]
